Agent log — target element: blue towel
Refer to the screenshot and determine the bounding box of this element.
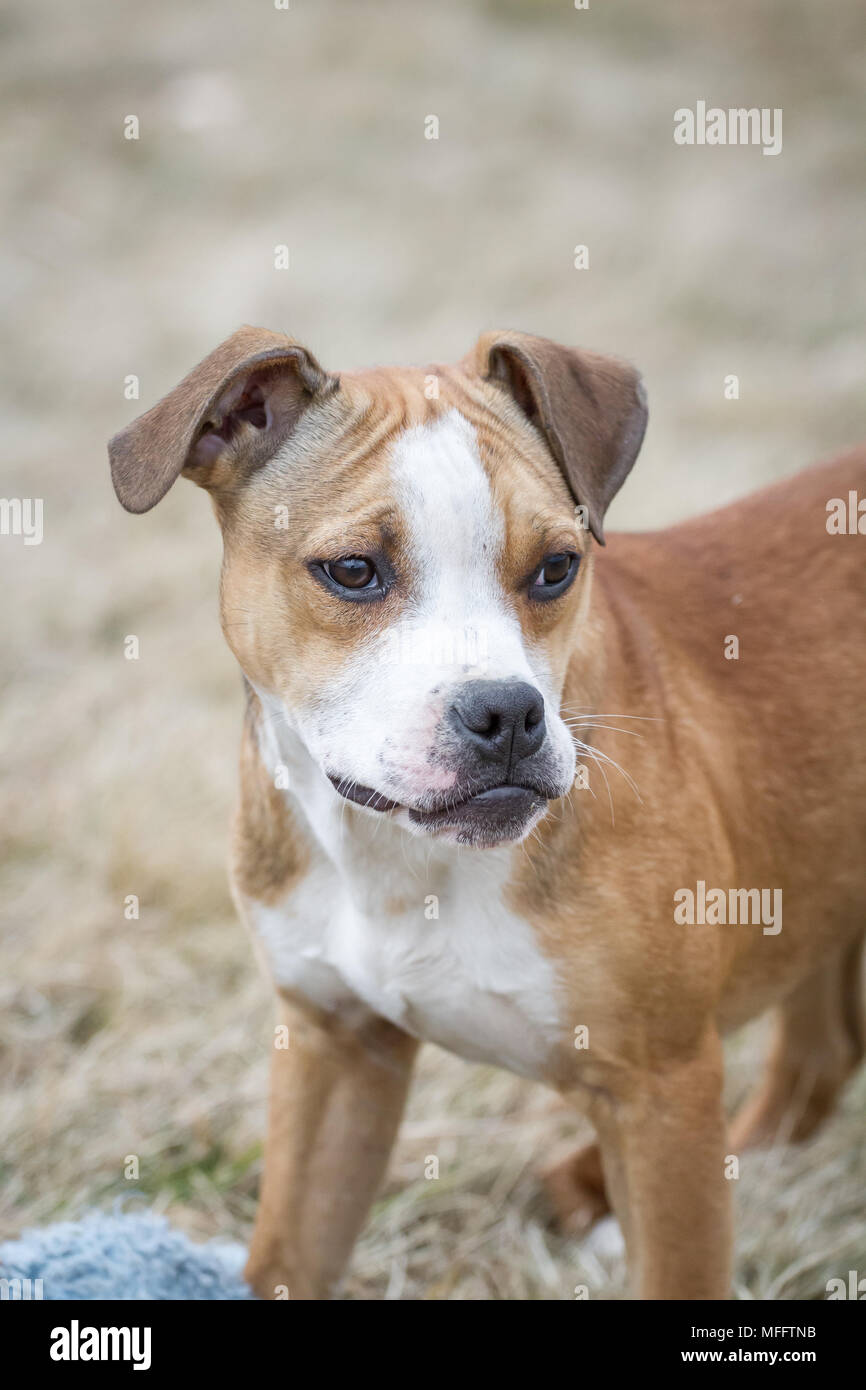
[0,1210,255,1300]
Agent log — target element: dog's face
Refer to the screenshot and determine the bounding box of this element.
[110,328,646,848]
[218,387,591,849]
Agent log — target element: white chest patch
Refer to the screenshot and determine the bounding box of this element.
[247,845,562,1080]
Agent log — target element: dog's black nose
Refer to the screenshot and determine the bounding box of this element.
[451,680,546,766]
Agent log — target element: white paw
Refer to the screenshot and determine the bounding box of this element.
[582,1214,626,1260]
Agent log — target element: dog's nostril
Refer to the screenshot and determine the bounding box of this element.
[525,701,543,732]
[459,701,506,742]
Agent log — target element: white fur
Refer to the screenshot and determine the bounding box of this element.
[243,411,574,1076]
[251,686,563,1076]
[247,805,563,1078]
[584,1215,626,1262]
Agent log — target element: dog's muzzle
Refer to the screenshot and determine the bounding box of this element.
[327,680,564,846]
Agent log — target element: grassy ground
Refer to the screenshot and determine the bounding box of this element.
[1,0,864,1298]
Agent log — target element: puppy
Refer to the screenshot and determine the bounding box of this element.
[109,326,866,1299]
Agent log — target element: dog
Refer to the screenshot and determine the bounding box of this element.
[109,326,866,1300]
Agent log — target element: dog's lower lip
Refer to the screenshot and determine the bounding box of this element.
[409,785,546,826]
[327,776,402,813]
[327,778,549,822]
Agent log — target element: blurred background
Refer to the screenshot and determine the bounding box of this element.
[1,0,864,1298]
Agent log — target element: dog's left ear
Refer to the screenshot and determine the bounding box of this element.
[108,325,336,513]
[469,330,647,544]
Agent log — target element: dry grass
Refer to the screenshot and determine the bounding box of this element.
[1,0,864,1298]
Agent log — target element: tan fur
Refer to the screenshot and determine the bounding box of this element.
[240,442,866,1300]
[231,690,310,907]
[110,329,866,1301]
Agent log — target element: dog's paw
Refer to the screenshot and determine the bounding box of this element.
[582,1213,626,1260]
[540,1141,611,1237]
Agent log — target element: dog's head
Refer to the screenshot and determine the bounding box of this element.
[109,327,646,848]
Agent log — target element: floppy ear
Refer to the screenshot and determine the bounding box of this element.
[470,330,647,544]
[108,325,336,513]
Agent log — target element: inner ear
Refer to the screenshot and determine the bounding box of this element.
[488,348,539,426]
[234,379,269,430]
[189,369,297,471]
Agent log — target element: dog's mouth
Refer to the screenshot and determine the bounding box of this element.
[409,785,548,846]
[326,778,403,814]
[326,775,551,846]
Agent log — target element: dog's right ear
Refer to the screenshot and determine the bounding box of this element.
[108,326,336,513]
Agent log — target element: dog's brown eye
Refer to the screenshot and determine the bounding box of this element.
[324,556,378,590]
[530,551,579,601]
[540,554,571,584]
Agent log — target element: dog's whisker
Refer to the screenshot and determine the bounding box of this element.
[578,743,615,825]
[571,734,642,803]
[562,720,645,740]
[560,707,663,724]
[570,734,642,825]
[334,776,360,838]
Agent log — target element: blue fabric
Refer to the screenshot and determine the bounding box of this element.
[0,1210,255,1300]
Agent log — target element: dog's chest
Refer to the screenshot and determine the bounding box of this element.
[248,856,562,1079]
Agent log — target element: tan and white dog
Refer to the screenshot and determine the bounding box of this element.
[109,326,866,1300]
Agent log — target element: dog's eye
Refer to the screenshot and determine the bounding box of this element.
[323,556,379,590]
[530,551,579,600]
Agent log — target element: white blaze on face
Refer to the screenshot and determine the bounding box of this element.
[387,409,541,691]
[294,409,574,807]
[392,409,507,647]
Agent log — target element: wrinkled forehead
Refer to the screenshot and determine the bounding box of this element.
[232,367,579,561]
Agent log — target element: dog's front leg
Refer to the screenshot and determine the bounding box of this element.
[245,995,418,1300]
[592,1031,732,1300]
